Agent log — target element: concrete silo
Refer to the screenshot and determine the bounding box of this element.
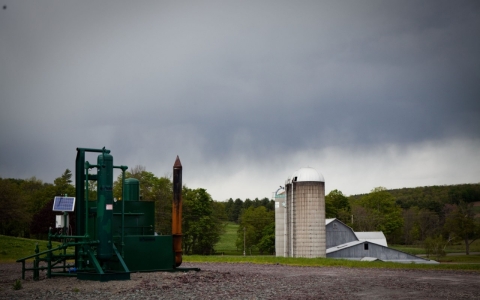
[284,167,325,258]
[274,189,286,257]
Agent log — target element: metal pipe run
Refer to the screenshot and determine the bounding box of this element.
[113,165,128,258]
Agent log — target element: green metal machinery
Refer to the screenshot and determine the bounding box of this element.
[17,147,198,281]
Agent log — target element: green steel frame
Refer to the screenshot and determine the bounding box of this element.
[17,147,199,282]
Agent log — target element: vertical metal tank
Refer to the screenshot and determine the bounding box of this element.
[96,153,114,260]
[285,167,325,258]
[274,190,286,257]
[124,178,139,201]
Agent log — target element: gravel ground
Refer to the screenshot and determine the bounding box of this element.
[1,262,479,299]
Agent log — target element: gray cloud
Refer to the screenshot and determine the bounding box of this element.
[1,1,479,200]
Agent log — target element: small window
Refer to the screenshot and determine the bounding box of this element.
[364,243,369,250]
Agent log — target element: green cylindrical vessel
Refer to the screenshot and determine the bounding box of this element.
[124,178,139,201]
[97,153,114,260]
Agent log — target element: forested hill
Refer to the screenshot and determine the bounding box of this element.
[350,183,480,212]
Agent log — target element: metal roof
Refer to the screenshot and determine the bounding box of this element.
[325,218,335,225]
[326,241,438,264]
[326,241,364,254]
[355,232,388,247]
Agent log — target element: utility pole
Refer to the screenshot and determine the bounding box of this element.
[243,227,246,256]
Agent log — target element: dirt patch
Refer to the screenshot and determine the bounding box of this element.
[1,262,479,299]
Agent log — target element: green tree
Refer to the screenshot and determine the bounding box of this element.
[231,198,243,223]
[257,222,275,254]
[424,235,448,259]
[28,170,77,238]
[354,187,403,242]
[53,169,75,197]
[182,188,225,255]
[236,206,274,254]
[261,197,275,212]
[21,177,55,217]
[212,201,228,223]
[325,189,351,224]
[224,198,234,221]
[417,208,440,240]
[244,198,253,210]
[444,202,480,255]
[402,206,420,245]
[0,179,31,236]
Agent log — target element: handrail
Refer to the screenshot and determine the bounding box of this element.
[16,240,99,262]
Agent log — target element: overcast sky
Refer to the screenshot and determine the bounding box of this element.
[1,1,479,201]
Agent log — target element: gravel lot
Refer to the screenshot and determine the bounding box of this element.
[1,262,479,299]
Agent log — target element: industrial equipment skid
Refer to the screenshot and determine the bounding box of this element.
[17,147,199,281]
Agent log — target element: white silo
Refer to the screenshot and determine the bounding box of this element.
[285,167,325,258]
[274,188,286,257]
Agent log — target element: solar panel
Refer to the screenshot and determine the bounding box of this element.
[52,196,76,212]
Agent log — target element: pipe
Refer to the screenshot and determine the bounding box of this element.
[290,178,294,257]
[284,180,288,257]
[84,162,90,238]
[75,147,110,270]
[113,165,128,257]
[172,156,183,267]
[84,163,100,239]
[120,166,127,257]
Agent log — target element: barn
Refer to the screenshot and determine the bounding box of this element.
[326,218,437,264]
[274,167,437,263]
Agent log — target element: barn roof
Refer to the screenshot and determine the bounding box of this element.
[326,241,363,254]
[325,218,335,225]
[324,218,388,247]
[326,241,438,264]
[355,232,388,247]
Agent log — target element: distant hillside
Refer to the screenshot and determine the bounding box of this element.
[350,183,480,213]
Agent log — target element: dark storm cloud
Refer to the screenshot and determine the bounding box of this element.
[1,1,479,199]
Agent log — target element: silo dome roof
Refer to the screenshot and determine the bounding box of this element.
[291,167,324,182]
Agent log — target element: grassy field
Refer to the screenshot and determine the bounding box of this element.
[1,234,479,271]
[436,255,480,263]
[2,230,479,271]
[0,235,71,263]
[214,222,240,255]
[183,255,480,271]
[390,239,480,256]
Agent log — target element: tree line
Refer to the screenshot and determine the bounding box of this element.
[227,184,480,256]
[1,168,479,256]
[0,167,226,256]
[330,185,480,255]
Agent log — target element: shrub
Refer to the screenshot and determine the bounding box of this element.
[424,236,447,259]
[12,279,22,290]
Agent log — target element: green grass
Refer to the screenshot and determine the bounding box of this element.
[0,235,70,263]
[214,222,266,255]
[2,234,479,271]
[183,255,480,271]
[389,245,426,255]
[214,222,241,255]
[436,255,480,263]
[391,239,480,256]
